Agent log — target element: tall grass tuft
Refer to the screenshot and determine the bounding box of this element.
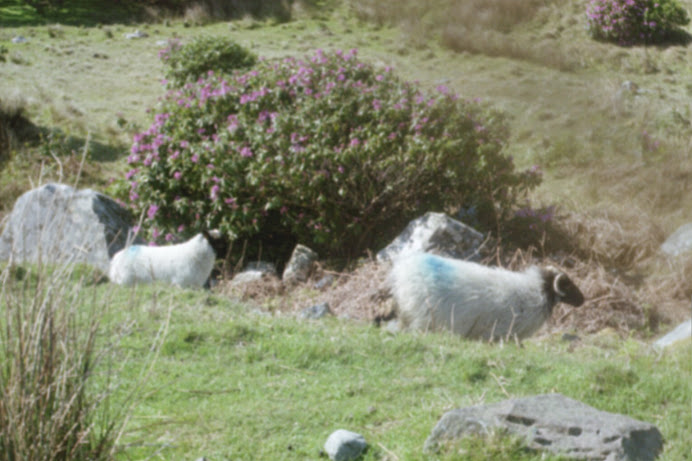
[0,261,125,461]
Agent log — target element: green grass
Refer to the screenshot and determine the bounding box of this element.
[2,264,690,460]
[83,282,691,460]
[0,0,141,27]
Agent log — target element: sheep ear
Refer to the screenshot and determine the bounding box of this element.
[553,273,567,298]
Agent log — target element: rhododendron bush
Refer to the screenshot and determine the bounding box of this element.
[586,0,689,45]
[120,48,540,259]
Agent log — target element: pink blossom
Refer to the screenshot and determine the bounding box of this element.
[147,204,159,219]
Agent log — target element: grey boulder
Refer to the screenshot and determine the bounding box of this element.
[425,393,662,461]
[0,183,139,273]
[376,212,484,263]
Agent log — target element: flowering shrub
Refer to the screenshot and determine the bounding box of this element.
[120,49,540,259]
[586,0,690,45]
[159,36,257,88]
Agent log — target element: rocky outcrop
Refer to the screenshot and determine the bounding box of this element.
[425,393,663,461]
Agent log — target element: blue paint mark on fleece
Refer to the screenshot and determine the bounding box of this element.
[127,245,142,256]
[422,253,455,284]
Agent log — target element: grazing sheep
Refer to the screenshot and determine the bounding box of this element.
[389,252,584,340]
[108,231,218,288]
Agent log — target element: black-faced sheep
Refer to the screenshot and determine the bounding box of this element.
[108,231,218,288]
[389,252,584,340]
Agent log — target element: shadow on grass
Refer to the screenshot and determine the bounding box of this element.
[2,117,126,164]
[0,0,142,27]
[0,0,313,27]
[37,126,127,163]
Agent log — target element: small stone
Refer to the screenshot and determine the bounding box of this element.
[11,36,28,44]
[300,302,331,319]
[125,30,148,39]
[314,274,335,290]
[324,429,367,461]
[661,223,692,257]
[620,80,639,94]
[245,261,277,274]
[282,244,318,284]
[231,270,265,285]
[231,261,276,286]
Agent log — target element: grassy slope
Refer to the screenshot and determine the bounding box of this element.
[2,2,692,227]
[104,284,690,460]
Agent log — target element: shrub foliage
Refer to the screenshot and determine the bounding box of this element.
[159,36,258,88]
[122,48,540,260]
[586,0,690,45]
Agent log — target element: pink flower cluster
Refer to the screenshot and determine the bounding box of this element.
[586,0,688,44]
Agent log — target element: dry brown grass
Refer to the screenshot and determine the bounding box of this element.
[214,196,690,338]
[556,205,666,271]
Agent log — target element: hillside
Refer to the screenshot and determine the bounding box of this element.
[2,0,691,323]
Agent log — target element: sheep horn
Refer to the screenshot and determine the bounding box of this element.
[553,273,567,298]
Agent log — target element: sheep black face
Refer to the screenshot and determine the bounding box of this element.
[542,268,585,308]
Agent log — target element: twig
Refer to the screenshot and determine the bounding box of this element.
[277,364,316,375]
[377,442,400,461]
[489,372,511,399]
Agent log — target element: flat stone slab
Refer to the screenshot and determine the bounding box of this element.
[0,183,138,272]
[425,393,662,461]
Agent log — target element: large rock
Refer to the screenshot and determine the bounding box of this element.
[661,223,692,256]
[377,212,484,263]
[0,183,139,273]
[425,393,663,461]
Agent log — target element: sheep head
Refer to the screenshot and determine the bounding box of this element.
[542,267,585,308]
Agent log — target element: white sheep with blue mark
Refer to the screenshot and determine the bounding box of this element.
[389,252,584,340]
[108,231,218,288]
